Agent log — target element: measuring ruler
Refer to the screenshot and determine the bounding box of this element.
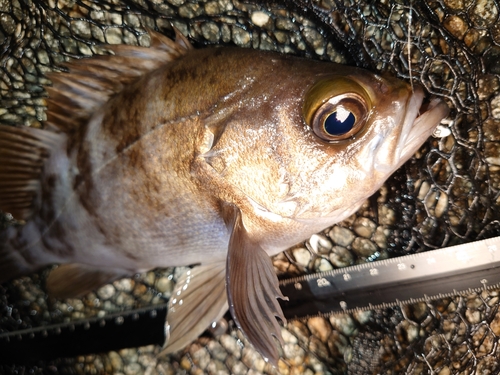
[279,236,500,319]
[1,236,499,364]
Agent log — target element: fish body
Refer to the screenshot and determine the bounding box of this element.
[0,30,449,363]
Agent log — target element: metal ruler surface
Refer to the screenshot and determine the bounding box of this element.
[1,236,499,364]
[279,236,500,319]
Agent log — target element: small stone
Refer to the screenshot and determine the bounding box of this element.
[308,234,332,254]
[489,311,500,335]
[155,277,174,294]
[491,94,500,119]
[435,192,448,218]
[329,246,354,268]
[220,335,240,357]
[251,11,270,27]
[292,247,311,267]
[204,1,220,15]
[378,205,396,225]
[465,308,481,324]
[105,28,123,44]
[353,310,372,324]
[241,347,266,372]
[444,15,468,40]
[97,284,115,300]
[468,0,498,28]
[351,237,378,257]
[328,226,355,247]
[178,2,201,18]
[207,340,227,361]
[201,22,220,42]
[232,26,251,46]
[318,258,333,272]
[353,217,376,238]
[108,351,123,370]
[281,327,298,345]
[124,363,141,375]
[190,345,210,369]
[114,278,133,292]
[397,320,420,343]
[307,317,332,343]
[330,314,357,337]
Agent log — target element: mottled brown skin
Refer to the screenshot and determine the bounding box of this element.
[0,31,448,364]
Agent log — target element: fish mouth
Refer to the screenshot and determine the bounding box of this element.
[399,94,450,162]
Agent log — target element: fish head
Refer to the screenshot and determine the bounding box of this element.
[201,54,449,249]
[304,73,446,175]
[292,71,450,220]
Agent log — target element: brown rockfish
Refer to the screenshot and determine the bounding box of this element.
[0,29,448,364]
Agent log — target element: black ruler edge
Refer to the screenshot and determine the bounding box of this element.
[0,303,169,364]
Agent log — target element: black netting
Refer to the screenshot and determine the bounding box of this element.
[1,0,500,374]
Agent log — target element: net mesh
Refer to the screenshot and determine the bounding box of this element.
[1,0,500,374]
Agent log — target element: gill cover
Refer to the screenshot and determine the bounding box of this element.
[303,77,372,142]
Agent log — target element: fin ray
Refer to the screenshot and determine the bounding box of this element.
[46,264,129,298]
[0,125,64,220]
[45,29,192,133]
[160,263,228,355]
[225,206,288,366]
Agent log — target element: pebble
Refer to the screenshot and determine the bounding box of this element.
[219,334,241,357]
[307,317,332,343]
[378,205,396,225]
[292,247,311,267]
[190,345,210,370]
[353,217,376,238]
[308,233,333,254]
[491,94,500,119]
[330,314,357,337]
[124,362,142,375]
[397,320,420,343]
[465,308,482,324]
[207,340,228,361]
[317,258,333,271]
[155,276,174,294]
[328,226,355,247]
[201,22,220,42]
[97,284,115,300]
[372,226,389,249]
[241,347,266,372]
[114,278,134,292]
[468,0,498,28]
[329,245,354,267]
[232,26,251,46]
[351,237,378,257]
[251,11,270,27]
[204,1,220,15]
[108,351,123,371]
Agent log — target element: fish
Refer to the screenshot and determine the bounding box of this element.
[0,29,449,364]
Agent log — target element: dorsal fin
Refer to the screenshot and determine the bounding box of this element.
[0,29,193,221]
[45,28,193,133]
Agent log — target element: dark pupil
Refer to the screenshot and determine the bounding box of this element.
[324,110,355,136]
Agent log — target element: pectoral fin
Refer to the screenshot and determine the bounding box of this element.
[46,264,129,298]
[160,263,228,355]
[226,207,288,365]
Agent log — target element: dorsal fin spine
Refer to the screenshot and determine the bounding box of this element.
[45,29,193,134]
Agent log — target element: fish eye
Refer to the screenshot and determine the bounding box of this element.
[303,77,371,143]
[311,94,368,142]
